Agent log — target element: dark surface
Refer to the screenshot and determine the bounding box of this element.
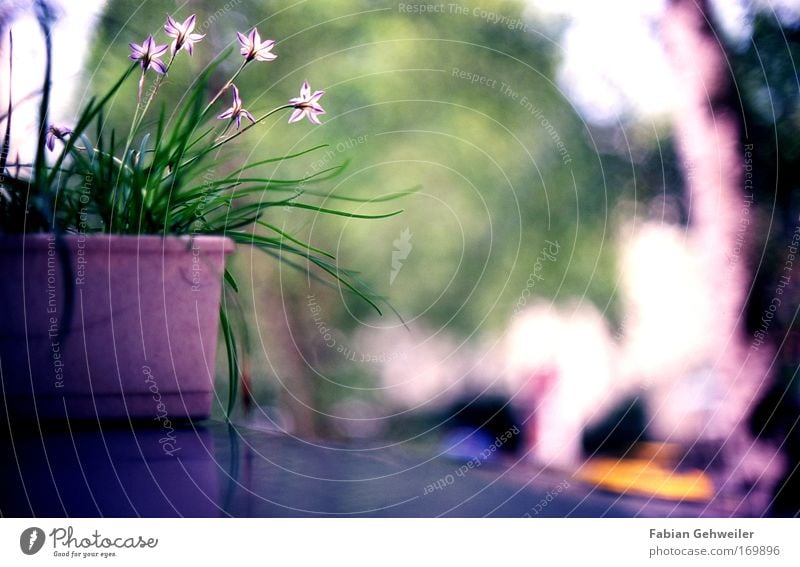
[0,420,715,517]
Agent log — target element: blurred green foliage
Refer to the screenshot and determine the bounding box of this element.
[82,0,688,416]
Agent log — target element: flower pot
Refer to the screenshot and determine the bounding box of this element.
[0,234,234,422]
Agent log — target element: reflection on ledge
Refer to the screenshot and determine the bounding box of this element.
[0,420,720,517]
[1,424,220,517]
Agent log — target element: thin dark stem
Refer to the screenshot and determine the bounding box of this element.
[137,54,176,125]
[211,105,293,150]
[0,31,13,176]
[34,0,53,200]
[203,59,248,118]
[179,105,293,170]
[137,71,145,105]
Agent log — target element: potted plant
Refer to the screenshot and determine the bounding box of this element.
[0,5,404,422]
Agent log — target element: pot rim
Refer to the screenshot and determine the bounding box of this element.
[0,233,235,254]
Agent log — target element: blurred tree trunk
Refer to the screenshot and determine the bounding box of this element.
[239,258,319,438]
[261,270,319,439]
[663,0,778,512]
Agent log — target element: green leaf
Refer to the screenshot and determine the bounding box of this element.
[219,304,239,418]
[223,268,240,293]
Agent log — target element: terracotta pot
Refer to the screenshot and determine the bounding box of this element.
[0,234,234,421]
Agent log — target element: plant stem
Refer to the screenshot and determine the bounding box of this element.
[113,55,176,230]
[179,104,293,170]
[0,31,13,176]
[203,59,248,118]
[211,105,293,150]
[136,72,145,106]
[133,54,176,137]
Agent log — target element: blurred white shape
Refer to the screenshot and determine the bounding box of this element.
[527,0,673,122]
[754,0,800,25]
[615,218,758,444]
[354,324,476,411]
[0,0,106,163]
[525,0,800,123]
[709,0,753,48]
[617,222,714,382]
[505,303,618,468]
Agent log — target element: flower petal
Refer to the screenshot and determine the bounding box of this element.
[164,15,178,35]
[255,51,277,62]
[217,109,233,120]
[288,108,305,123]
[236,31,249,47]
[151,58,168,74]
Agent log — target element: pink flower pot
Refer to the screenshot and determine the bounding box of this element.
[0,234,234,421]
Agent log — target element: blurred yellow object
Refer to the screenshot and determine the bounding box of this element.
[633,442,682,463]
[575,443,714,502]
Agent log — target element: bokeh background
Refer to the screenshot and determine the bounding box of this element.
[2,0,799,516]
